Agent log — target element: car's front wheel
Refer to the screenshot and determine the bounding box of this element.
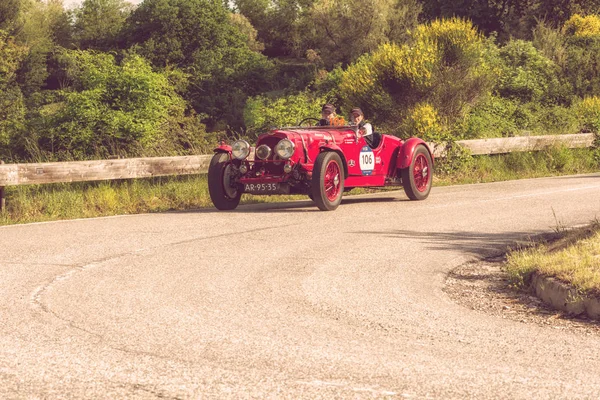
[208,152,242,210]
[401,144,432,200]
[311,151,344,211]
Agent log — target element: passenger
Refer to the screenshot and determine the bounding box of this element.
[351,108,380,147]
[350,107,374,139]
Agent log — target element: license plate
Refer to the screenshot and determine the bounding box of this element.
[244,183,280,194]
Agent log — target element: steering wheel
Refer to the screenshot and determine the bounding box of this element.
[297,117,320,127]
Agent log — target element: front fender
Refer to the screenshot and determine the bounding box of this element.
[397,138,433,169]
[319,144,348,178]
[214,144,232,154]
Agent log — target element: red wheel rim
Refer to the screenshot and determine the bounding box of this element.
[413,154,430,192]
[324,160,341,201]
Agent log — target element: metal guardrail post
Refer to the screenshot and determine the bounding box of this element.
[0,160,5,212]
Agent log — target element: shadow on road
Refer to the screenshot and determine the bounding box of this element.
[354,229,558,257]
[169,195,402,214]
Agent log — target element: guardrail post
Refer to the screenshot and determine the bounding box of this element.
[0,160,5,213]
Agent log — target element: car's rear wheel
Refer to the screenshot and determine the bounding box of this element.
[312,152,344,211]
[208,152,242,210]
[401,144,432,200]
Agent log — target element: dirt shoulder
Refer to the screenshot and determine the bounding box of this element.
[444,256,600,336]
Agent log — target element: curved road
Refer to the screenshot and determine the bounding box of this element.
[2,174,600,399]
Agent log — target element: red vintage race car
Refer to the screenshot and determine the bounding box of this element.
[208,120,433,211]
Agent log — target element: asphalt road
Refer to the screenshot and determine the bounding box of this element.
[2,173,600,399]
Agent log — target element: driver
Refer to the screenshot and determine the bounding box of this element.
[317,104,347,126]
[318,104,337,126]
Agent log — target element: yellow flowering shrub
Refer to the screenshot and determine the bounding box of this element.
[340,18,490,137]
[563,14,600,38]
[403,103,448,141]
[414,18,482,65]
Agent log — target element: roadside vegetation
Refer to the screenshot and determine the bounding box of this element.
[2,0,600,162]
[506,221,600,296]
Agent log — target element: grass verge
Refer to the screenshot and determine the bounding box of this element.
[434,146,600,186]
[506,221,600,295]
[0,146,599,226]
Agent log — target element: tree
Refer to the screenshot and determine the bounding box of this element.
[72,0,131,51]
[0,30,27,155]
[14,0,72,96]
[305,0,421,67]
[0,0,20,31]
[122,0,274,130]
[420,0,600,40]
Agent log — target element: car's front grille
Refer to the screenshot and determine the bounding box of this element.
[253,137,284,175]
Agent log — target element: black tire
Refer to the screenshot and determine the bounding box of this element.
[311,152,345,211]
[208,152,242,210]
[401,144,433,200]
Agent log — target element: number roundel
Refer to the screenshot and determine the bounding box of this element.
[359,146,374,176]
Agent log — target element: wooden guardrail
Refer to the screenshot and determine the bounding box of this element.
[428,133,595,158]
[0,133,596,211]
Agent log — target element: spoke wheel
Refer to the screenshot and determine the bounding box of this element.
[208,153,242,210]
[312,152,344,211]
[401,145,432,201]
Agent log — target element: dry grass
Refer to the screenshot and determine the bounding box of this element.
[506,222,600,294]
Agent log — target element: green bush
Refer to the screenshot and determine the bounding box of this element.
[496,40,562,104]
[25,50,209,159]
[459,97,520,139]
[243,91,327,136]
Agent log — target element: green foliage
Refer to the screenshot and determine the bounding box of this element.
[496,40,563,103]
[233,0,316,57]
[421,0,600,41]
[230,13,265,52]
[123,0,275,130]
[306,0,421,67]
[32,50,194,158]
[459,97,580,139]
[72,0,131,51]
[0,0,20,31]
[459,97,519,139]
[0,30,27,155]
[14,0,71,97]
[243,91,326,135]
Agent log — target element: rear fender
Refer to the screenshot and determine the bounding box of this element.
[397,138,433,169]
[319,144,348,178]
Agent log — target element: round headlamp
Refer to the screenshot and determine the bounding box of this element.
[255,144,271,160]
[231,140,250,160]
[275,139,295,160]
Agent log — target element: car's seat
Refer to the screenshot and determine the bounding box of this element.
[365,132,382,149]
